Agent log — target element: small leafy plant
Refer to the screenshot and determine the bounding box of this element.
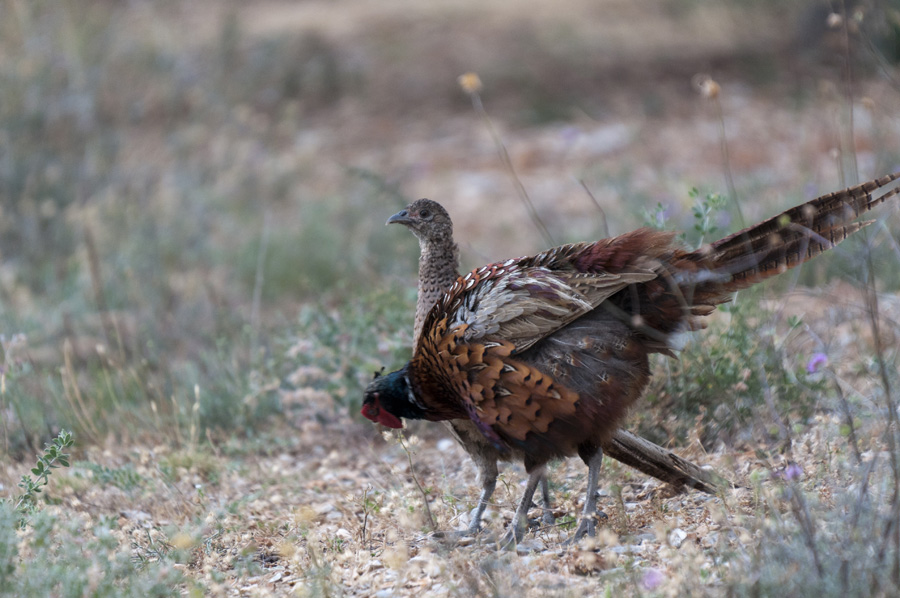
[644,300,826,447]
[688,188,727,246]
[13,430,73,514]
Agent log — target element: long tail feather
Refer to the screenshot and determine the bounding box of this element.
[710,173,900,278]
[693,173,899,294]
[635,173,900,338]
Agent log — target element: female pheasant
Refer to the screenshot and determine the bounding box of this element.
[364,173,900,545]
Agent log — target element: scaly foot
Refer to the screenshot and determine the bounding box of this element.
[563,511,608,546]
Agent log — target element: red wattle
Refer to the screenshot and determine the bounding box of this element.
[376,410,403,429]
[361,400,403,429]
[360,404,378,422]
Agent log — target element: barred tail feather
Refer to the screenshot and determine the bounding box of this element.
[720,219,873,290]
[697,173,899,293]
[710,172,900,265]
[636,173,900,338]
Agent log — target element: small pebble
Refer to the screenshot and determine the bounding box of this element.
[436,438,456,452]
[516,538,546,554]
[668,528,688,548]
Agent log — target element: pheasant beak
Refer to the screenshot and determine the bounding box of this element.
[386,209,412,226]
[361,397,404,429]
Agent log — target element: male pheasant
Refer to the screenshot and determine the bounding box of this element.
[364,173,900,544]
[384,198,723,537]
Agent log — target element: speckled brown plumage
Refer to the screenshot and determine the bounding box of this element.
[365,173,900,544]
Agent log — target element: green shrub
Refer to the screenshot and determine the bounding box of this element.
[73,462,144,493]
[11,430,74,514]
[642,300,827,447]
[0,502,186,598]
[635,188,830,447]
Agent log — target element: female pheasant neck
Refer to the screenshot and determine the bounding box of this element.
[385,198,460,347]
[415,232,459,345]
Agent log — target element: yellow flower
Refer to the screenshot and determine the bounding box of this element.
[693,74,720,99]
[458,72,483,94]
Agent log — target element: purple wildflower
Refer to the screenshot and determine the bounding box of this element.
[784,463,803,481]
[806,352,827,374]
[642,568,665,590]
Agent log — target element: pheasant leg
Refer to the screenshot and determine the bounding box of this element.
[500,467,545,548]
[540,476,555,526]
[568,448,605,544]
[465,458,498,534]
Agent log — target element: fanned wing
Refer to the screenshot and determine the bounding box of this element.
[433,240,663,354]
[414,229,677,446]
[409,175,900,451]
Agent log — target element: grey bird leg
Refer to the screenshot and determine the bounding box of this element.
[465,457,498,535]
[540,476,555,526]
[500,466,545,548]
[567,447,605,544]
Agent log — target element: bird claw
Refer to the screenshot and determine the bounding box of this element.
[569,519,595,543]
[499,523,525,550]
[541,510,556,527]
[563,511,608,546]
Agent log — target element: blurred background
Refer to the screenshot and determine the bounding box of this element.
[1,0,899,455]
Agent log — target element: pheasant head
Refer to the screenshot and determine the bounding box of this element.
[386,198,454,246]
[361,365,423,429]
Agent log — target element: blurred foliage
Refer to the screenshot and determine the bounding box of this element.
[6,430,73,515]
[0,1,417,455]
[0,501,186,597]
[73,461,144,493]
[641,299,828,448]
[635,189,831,448]
[286,287,415,413]
[0,430,188,596]
[703,456,900,597]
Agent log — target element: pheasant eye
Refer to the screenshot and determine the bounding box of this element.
[419,209,431,219]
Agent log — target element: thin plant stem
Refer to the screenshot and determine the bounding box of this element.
[578,178,610,238]
[788,482,824,578]
[840,0,859,185]
[712,94,745,228]
[397,431,437,531]
[830,373,862,466]
[466,90,555,247]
